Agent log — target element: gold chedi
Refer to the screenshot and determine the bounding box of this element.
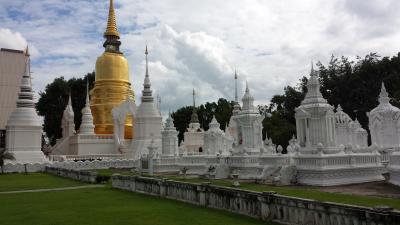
[90,0,135,138]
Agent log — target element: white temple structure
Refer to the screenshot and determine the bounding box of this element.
[62,94,75,138]
[182,89,204,154]
[161,114,179,157]
[5,47,47,163]
[79,81,95,135]
[131,46,162,159]
[294,64,383,186]
[232,81,265,155]
[203,116,232,156]
[368,82,400,148]
[334,105,368,148]
[227,70,241,146]
[295,64,337,154]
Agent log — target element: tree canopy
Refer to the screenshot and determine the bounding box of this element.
[36,72,95,145]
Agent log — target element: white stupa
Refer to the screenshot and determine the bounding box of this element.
[203,116,231,156]
[161,114,179,156]
[227,70,240,145]
[79,81,95,135]
[5,47,47,163]
[183,89,204,153]
[62,93,75,138]
[368,82,400,148]
[132,46,163,159]
[295,63,337,153]
[233,81,264,154]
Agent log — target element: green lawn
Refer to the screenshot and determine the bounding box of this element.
[0,173,85,192]
[0,173,275,225]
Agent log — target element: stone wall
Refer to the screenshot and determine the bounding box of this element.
[45,166,98,183]
[112,175,400,225]
[2,159,135,173]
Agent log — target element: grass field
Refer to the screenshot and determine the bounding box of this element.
[0,173,85,192]
[0,173,276,225]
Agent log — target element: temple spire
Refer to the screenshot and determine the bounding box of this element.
[234,69,238,102]
[192,88,196,107]
[104,0,120,38]
[141,45,153,103]
[379,82,390,104]
[103,0,121,52]
[24,46,30,57]
[145,45,149,77]
[16,47,34,108]
[190,88,199,123]
[301,62,326,104]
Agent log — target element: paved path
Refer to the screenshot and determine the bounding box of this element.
[0,185,104,194]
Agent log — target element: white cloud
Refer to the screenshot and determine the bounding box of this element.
[1,0,400,116]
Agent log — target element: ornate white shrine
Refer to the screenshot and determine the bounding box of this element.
[131,47,162,159]
[5,47,47,163]
[368,82,400,148]
[294,64,383,186]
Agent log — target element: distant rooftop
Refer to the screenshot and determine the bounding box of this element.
[1,48,24,54]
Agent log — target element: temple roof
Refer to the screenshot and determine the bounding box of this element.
[369,82,400,117]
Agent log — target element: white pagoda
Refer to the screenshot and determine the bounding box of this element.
[5,47,47,163]
[131,46,163,159]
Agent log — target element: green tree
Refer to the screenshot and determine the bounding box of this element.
[171,98,233,144]
[36,72,95,145]
[0,149,15,174]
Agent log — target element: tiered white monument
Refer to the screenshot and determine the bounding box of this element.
[5,47,47,163]
[131,46,162,159]
[182,89,204,154]
[203,116,232,156]
[368,82,400,148]
[79,81,95,135]
[294,64,383,186]
[62,94,75,138]
[161,114,179,157]
[227,70,241,146]
[232,81,264,155]
[334,105,368,148]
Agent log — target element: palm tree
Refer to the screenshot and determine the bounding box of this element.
[0,149,15,174]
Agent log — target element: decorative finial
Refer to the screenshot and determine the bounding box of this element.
[310,61,315,76]
[234,69,238,102]
[145,45,149,77]
[379,81,390,104]
[104,0,120,38]
[24,45,30,56]
[192,88,196,107]
[68,88,72,106]
[245,80,249,93]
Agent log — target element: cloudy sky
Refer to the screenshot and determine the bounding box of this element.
[1,0,400,115]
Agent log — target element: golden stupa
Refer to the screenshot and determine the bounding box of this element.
[90,0,135,139]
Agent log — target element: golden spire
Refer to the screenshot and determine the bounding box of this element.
[104,0,120,38]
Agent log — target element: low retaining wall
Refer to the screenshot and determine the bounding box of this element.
[112,175,400,225]
[2,163,48,173]
[45,167,98,183]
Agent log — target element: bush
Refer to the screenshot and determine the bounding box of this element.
[95,175,110,184]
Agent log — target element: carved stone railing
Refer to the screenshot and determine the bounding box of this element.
[112,175,400,225]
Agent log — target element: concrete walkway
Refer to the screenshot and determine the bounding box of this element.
[0,185,104,194]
